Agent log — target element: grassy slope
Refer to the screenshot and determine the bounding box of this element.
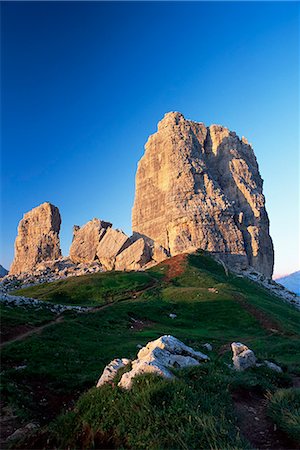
[14,271,154,306]
[1,251,300,448]
[267,388,300,442]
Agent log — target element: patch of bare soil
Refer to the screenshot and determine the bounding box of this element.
[0,316,64,349]
[162,253,188,281]
[1,280,159,348]
[292,376,300,388]
[0,324,35,344]
[0,375,84,449]
[232,388,299,450]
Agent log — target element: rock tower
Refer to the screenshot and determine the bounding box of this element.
[10,202,61,274]
[132,112,274,277]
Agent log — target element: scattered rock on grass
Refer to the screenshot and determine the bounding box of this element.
[202,343,213,351]
[96,335,209,390]
[263,360,283,373]
[231,342,257,371]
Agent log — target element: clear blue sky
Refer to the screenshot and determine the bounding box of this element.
[1,1,299,277]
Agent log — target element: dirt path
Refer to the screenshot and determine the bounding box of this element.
[0,315,65,348]
[233,292,284,334]
[233,376,300,450]
[1,278,159,348]
[233,386,300,450]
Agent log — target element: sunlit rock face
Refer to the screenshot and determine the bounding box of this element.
[69,219,112,264]
[132,112,274,277]
[10,202,61,275]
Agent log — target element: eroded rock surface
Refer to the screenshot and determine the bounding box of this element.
[119,334,209,389]
[10,203,61,275]
[69,219,111,264]
[96,228,130,270]
[96,335,209,390]
[132,112,274,277]
[96,358,131,387]
[115,238,151,271]
[231,342,256,371]
[231,342,283,373]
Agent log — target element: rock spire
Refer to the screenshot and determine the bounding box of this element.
[10,202,61,275]
[132,112,274,277]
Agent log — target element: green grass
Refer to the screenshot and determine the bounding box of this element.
[19,363,291,450]
[0,302,56,345]
[1,302,55,329]
[1,251,300,449]
[268,388,300,443]
[48,365,250,450]
[14,270,155,306]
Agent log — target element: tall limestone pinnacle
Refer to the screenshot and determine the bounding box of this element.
[132,112,274,277]
[10,202,61,275]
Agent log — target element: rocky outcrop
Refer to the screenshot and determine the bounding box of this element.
[65,217,162,272]
[115,238,151,271]
[10,202,61,275]
[96,335,209,390]
[96,359,130,387]
[69,220,135,270]
[1,257,104,292]
[132,112,274,277]
[69,219,111,264]
[231,342,283,372]
[96,228,131,270]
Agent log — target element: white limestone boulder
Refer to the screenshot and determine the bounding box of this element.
[96,358,131,387]
[231,342,257,371]
[96,335,209,390]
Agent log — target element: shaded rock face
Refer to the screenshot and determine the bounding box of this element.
[69,219,111,264]
[132,112,274,277]
[10,202,61,275]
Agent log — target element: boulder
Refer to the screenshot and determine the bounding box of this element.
[96,335,209,391]
[231,342,256,371]
[202,343,213,351]
[115,238,151,271]
[263,360,283,373]
[96,228,130,270]
[132,112,274,277]
[119,335,209,389]
[69,218,111,264]
[96,358,131,387]
[10,202,61,275]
